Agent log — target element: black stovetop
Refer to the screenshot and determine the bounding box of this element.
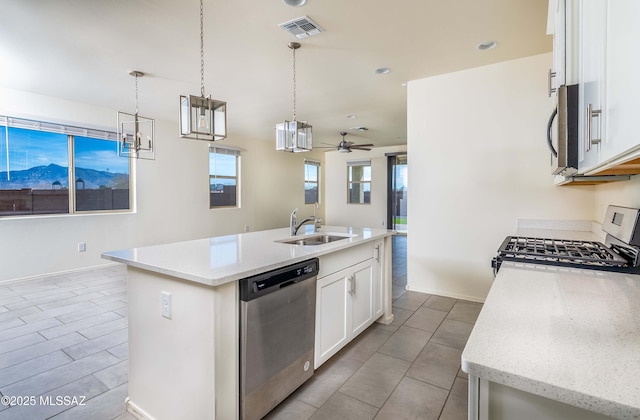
[492,236,640,274]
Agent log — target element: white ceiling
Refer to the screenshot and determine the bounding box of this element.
[0,0,551,148]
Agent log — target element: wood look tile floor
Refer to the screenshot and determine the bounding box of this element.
[0,234,481,419]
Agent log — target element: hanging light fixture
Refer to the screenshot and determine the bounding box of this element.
[118,71,155,160]
[276,42,312,152]
[179,0,227,141]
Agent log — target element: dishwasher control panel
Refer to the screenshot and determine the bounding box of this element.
[240,259,319,301]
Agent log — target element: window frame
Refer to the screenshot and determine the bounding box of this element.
[209,145,240,209]
[347,160,372,205]
[304,159,320,205]
[0,116,131,218]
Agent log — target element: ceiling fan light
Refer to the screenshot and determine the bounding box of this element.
[283,0,307,6]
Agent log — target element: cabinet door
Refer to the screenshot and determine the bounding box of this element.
[550,0,566,94]
[602,1,640,162]
[315,272,349,368]
[577,0,607,173]
[348,260,374,338]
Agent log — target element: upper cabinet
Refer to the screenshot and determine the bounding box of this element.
[601,1,640,163]
[550,0,640,180]
[577,0,607,173]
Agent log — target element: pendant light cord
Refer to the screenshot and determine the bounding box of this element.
[292,46,296,121]
[200,0,205,98]
[134,73,139,115]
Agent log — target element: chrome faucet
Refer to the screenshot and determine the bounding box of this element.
[290,205,322,236]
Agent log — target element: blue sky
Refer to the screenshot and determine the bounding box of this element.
[1,128,129,174]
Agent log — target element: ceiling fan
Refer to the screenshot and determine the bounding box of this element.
[321,131,374,153]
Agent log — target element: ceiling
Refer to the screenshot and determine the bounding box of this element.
[0,0,551,149]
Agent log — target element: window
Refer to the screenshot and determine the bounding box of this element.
[304,159,320,204]
[0,116,129,217]
[209,146,239,208]
[347,160,371,204]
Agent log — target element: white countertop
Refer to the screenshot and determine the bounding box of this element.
[462,229,640,419]
[101,225,393,287]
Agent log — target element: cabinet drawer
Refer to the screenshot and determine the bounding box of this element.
[317,241,374,278]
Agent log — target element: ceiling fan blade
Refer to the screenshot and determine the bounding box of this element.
[350,146,372,151]
[353,143,374,147]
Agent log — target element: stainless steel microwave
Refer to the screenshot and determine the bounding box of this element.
[547,84,579,176]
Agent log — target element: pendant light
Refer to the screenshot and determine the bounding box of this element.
[276,42,312,152]
[117,71,155,160]
[179,0,227,141]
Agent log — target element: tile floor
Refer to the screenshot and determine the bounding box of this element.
[267,235,481,420]
[0,234,481,419]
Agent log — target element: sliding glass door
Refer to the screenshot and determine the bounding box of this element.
[387,154,407,232]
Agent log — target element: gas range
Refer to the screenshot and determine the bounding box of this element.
[492,206,640,274]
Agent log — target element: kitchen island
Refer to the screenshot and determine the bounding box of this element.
[102,225,394,420]
[462,255,640,419]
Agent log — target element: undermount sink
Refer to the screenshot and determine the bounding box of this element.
[277,234,353,246]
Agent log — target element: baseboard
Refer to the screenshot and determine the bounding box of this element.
[405,284,486,303]
[0,262,121,286]
[126,397,156,420]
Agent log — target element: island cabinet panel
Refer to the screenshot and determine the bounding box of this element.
[315,239,385,368]
[473,377,614,420]
[125,267,238,420]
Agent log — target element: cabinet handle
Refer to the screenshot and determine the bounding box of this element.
[375,245,380,262]
[348,274,356,295]
[548,69,557,97]
[585,103,602,152]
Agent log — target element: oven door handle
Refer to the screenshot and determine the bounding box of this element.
[547,106,558,158]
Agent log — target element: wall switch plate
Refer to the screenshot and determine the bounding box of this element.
[244,225,250,232]
[77,242,86,252]
[161,291,171,319]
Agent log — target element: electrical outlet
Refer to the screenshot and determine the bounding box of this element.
[77,242,86,252]
[244,225,250,232]
[161,291,171,319]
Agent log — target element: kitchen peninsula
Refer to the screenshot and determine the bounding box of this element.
[462,226,640,420]
[102,225,394,420]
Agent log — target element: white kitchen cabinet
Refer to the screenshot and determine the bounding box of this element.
[547,0,566,98]
[471,377,614,420]
[577,0,607,173]
[315,259,375,367]
[601,1,640,163]
[315,239,384,368]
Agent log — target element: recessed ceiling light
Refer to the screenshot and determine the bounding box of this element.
[477,41,497,51]
[347,114,357,119]
[374,67,391,75]
[282,0,307,6]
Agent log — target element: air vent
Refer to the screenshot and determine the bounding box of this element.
[279,16,324,39]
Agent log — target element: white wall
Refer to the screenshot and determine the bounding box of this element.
[325,145,407,228]
[0,87,324,282]
[407,53,595,302]
[594,175,640,221]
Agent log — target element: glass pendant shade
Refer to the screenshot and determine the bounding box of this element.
[276,120,312,152]
[180,95,227,141]
[118,111,155,160]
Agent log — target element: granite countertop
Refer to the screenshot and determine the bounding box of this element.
[101,225,393,287]
[462,228,640,419]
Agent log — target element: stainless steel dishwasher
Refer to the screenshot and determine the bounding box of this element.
[239,258,319,420]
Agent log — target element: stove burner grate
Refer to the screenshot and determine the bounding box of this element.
[498,236,628,267]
